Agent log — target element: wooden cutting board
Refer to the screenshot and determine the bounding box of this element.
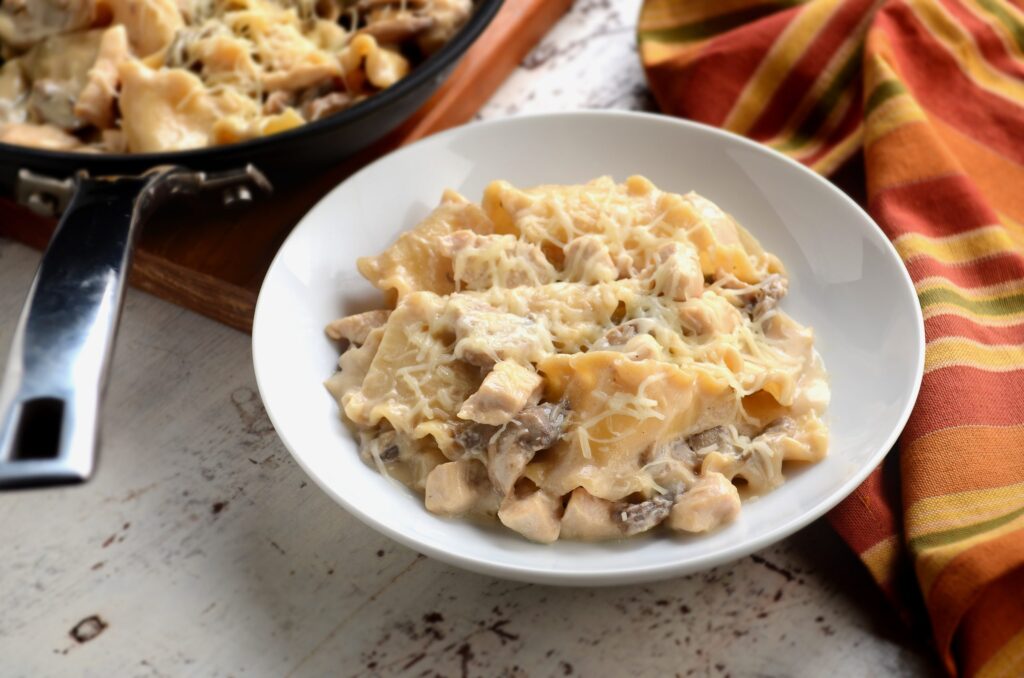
[0,0,572,332]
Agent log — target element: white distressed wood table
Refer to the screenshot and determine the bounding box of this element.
[0,2,940,676]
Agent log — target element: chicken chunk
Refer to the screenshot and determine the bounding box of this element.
[107,0,184,57]
[676,293,744,336]
[424,459,495,516]
[449,298,553,367]
[487,401,569,495]
[74,25,129,130]
[325,309,391,345]
[560,487,622,541]
[458,361,543,426]
[0,122,80,150]
[443,230,556,290]
[562,234,618,284]
[646,242,703,301]
[497,489,562,543]
[360,15,435,44]
[668,472,741,533]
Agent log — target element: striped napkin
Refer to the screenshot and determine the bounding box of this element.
[638,1,1024,675]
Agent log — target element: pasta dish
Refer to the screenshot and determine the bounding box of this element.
[325,176,830,543]
[0,0,472,153]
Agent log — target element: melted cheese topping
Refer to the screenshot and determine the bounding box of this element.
[326,177,830,543]
[0,0,473,152]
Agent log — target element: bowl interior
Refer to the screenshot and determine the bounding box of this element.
[253,111,923,585]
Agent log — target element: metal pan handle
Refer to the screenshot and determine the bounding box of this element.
[0,166,269,488]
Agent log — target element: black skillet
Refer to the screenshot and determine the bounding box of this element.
[0,0,503,488]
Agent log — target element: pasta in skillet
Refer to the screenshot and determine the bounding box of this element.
[0,0,472,152]
[325,177,830,543]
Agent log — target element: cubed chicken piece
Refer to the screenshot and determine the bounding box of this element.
[621,334,663,361]
[497,489,562,543]
[443,230,556,290]
[562,234,618,284]
[646,242,703,301]
[0,122,80,150]
[449,298,553,367]
[487,401,569,495]
[668,472,741,533]
[676,293,743,336]
[74,25,129,130]
[424,459,495,516]
[325,309,391,345]
[107,0,184,57]
[560,487,622,541]
[458,361,542,426]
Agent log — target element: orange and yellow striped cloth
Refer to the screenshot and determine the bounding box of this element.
[638,1,1024,675]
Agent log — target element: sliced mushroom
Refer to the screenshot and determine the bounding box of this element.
[359,429,400,465]
[686,426,737,456]
[614,495,673,536]
[743,274,788,319]
[487,400,569,495]
[454,422,498,457]
[359,14,435,44]
[356,0,429,10]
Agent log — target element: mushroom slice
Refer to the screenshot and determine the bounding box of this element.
[487,400,569,495]
[614,495,673,536]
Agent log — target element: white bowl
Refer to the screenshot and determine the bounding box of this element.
[253,111,924,585]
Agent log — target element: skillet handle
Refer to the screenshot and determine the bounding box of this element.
[0,175,158,488]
